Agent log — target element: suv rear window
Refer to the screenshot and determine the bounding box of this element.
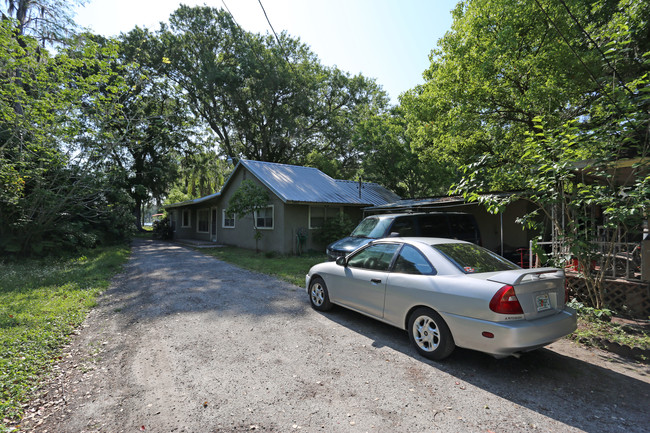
[432,243,518,273]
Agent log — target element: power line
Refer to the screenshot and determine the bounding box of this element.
[257,0,283,50]
[257,0,296,72]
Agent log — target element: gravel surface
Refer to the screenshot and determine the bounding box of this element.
[19,239,650,433]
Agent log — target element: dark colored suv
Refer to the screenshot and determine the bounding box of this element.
[326,212,481,260]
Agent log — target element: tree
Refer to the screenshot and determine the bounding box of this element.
[405,0,624,191]
[453,0,650,308]
[176,149,231,199]
[355,106,452,197]
[82,29,204,231]
[226,180,269,252]
[1,0,87,44]
[0,21,133,254]
[151,5,388,170]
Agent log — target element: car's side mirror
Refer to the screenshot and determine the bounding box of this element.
[388,232,400,237]
[335,256,347,266]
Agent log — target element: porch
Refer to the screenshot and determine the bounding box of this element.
[525,238,650,319]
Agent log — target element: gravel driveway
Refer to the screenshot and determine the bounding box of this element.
[25,239,650,433]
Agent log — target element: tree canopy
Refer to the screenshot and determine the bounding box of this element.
[151,5,389,175]
[404,0,649,190]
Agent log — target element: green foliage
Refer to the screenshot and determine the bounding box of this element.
[226,180,270,251]
[404,0,642,191]
[0,0,87,44]
[567,299,614,322]
[0,22,135,255]
[226,180,270,219]
[567,301,650,354]
[313,214,357,246]
[355,107,453,197]
[202,246,325,287]
[151,5,389,171]
[0,245,130,424]
[152,217,173,240]
[449,0,650,309]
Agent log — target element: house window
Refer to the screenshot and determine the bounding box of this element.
[222,209,235,228]
[255,206,274,229]
[197,209,209,233]
[309,206,341,229]
[182,209,191,228]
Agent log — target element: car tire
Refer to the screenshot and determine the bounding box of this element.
[309,276,332,311]
[408,307,455,360]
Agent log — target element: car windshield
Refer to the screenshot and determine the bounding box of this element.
[350,218,392,238]
[432,243,519,274]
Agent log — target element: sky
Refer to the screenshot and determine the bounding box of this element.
[74,0,459,104]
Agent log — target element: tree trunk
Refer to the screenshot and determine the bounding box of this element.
[134,197,144,232]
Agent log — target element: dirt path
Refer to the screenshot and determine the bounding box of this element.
[20,239,650,432]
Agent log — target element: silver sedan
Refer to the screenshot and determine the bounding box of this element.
[306,237,577,360]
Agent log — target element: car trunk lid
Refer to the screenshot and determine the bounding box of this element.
[486,268,566,320]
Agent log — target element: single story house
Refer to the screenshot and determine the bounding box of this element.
[164,160,401,254]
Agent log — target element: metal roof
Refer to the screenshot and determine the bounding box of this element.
[364,192,519,213]
[164,160,401,209]
[240,160,400,206]
[164,191,221,209]
[334,179,401,206]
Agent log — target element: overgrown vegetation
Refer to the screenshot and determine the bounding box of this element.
[0,245,130,425]
[312,214,357,247]
[567,300,650,357]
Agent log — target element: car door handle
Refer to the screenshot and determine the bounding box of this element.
[371,278,382,284]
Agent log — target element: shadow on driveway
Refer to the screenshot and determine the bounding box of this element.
[321,305,650,433]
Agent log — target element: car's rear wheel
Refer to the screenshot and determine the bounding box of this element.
[309,276,332,311]
[408,307,455,360]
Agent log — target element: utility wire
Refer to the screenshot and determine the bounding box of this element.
[257,0,282,50]
[257,0,296,72]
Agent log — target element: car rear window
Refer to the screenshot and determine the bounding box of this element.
[431,243,518,273]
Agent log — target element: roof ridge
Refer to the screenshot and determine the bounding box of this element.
[242,159,322,172]
[335,178,383,186]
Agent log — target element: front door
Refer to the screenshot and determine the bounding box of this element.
[211,207,218,242]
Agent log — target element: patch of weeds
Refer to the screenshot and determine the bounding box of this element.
[567,300,650,352]
[0,245,130,426]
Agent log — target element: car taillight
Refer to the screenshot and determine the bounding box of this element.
[489,285,524,315]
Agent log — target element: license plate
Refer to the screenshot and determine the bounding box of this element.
[536,293,551,312]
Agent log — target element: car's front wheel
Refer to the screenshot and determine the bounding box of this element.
[309,276,332,311]
[408,307,455,360]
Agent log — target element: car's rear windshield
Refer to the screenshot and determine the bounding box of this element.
[431,243,519,273]
[350,218,392,238]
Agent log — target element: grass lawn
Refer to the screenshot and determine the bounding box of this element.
[202,246,326,287]
[0,245,130,425]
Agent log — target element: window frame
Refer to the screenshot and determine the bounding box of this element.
[347,243,401,272]
[309,206,342,230]
[222,209,235,228]
[254,205,274,230]
[181,209,191,228]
